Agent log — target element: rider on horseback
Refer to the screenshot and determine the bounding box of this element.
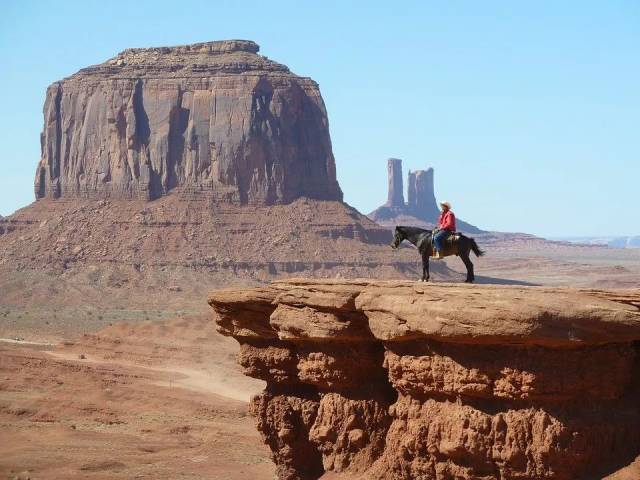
[433,201,456,259]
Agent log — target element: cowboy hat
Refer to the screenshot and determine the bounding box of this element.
[439,201,451,209]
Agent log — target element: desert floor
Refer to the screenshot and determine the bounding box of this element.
[1,243,639,480]
[0,316,273,480]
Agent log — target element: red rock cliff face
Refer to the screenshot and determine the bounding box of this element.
[209,280,640,480]
[34,40,342,204]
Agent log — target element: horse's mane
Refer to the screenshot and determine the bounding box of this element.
[396,225,432,235]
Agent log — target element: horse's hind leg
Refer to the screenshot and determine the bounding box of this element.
[421,253,430,282]
[460,252,474,283]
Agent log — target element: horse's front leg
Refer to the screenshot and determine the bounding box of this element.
[421,254,430,282]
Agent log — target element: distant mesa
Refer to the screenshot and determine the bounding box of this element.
[34,39,342,205]
[558,236,640,249]
[368,158,483,233]
[606,236,640,248]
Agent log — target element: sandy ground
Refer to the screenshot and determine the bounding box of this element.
[1,242,639,479]
[447,242,640,288]
[0,316,274,480]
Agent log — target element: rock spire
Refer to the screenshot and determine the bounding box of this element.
[369,158,483,233]
[407,168,440,219]
[386,158,404,207]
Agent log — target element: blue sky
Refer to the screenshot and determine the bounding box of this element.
[1,0,638,236]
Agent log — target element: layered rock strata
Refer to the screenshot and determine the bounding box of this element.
[209,279,640,480]
[34,40,342,204]
[0,197,464,284]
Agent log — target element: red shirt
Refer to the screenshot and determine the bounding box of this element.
[438,210,456,232]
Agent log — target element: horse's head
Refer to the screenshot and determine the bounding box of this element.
[390,227,404,250]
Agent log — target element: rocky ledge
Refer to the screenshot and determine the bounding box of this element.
[209,279,640,480]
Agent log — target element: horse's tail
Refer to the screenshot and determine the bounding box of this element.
[470,238,485,257]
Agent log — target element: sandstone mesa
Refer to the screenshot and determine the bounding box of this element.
[34,40,341,205]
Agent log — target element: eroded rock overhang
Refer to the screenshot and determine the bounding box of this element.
[208,279,640,480]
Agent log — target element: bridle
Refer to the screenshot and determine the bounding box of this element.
[390,230,403,249]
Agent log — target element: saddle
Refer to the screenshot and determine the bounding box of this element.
[432,229,461,244]
[449,232,461,243]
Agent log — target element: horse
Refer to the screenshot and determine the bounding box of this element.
[390,226,485,283]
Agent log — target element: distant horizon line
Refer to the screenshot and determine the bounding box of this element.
[548,235,640,239]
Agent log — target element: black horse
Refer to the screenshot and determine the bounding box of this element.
[391,226,485,283]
